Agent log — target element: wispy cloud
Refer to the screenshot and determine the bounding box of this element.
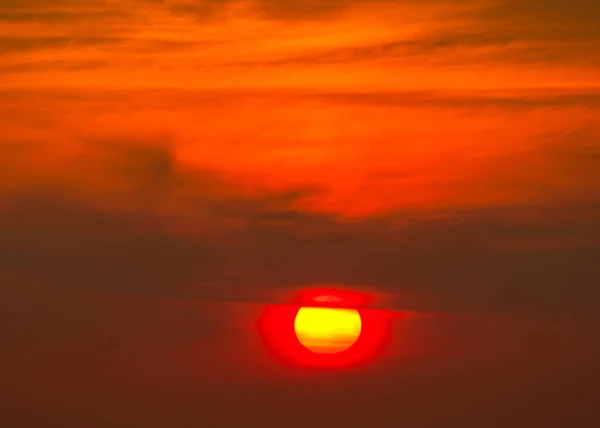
[1,0,598,89]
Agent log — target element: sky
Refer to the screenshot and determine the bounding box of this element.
[1,0,600,427]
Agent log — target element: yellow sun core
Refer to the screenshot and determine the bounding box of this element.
[294,307,362,354]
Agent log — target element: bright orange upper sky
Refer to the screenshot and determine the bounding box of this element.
[1,0,599,218]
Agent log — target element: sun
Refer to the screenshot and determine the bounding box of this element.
[257,288,394,368]
[294,307,362,354]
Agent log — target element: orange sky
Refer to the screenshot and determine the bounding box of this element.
[1,0,599,217]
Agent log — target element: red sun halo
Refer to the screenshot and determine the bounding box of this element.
[257,289,393,369]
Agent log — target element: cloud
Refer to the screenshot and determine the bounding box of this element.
[305,89,600,109]
[164,0,600,39]
[166,0,381,21]
[221,33,517,67]
[470,126,600,205]
[1,0,598,87]
[214,6,600,68]
[475,0,600,36]
[235,0,600,67]
[3,86,599,112]
[0,36,121,54]
[0,9,130,23]
[0,86,597,218]
[0,59,110,73]
[0,140,598,318]
[250,36,600,68]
